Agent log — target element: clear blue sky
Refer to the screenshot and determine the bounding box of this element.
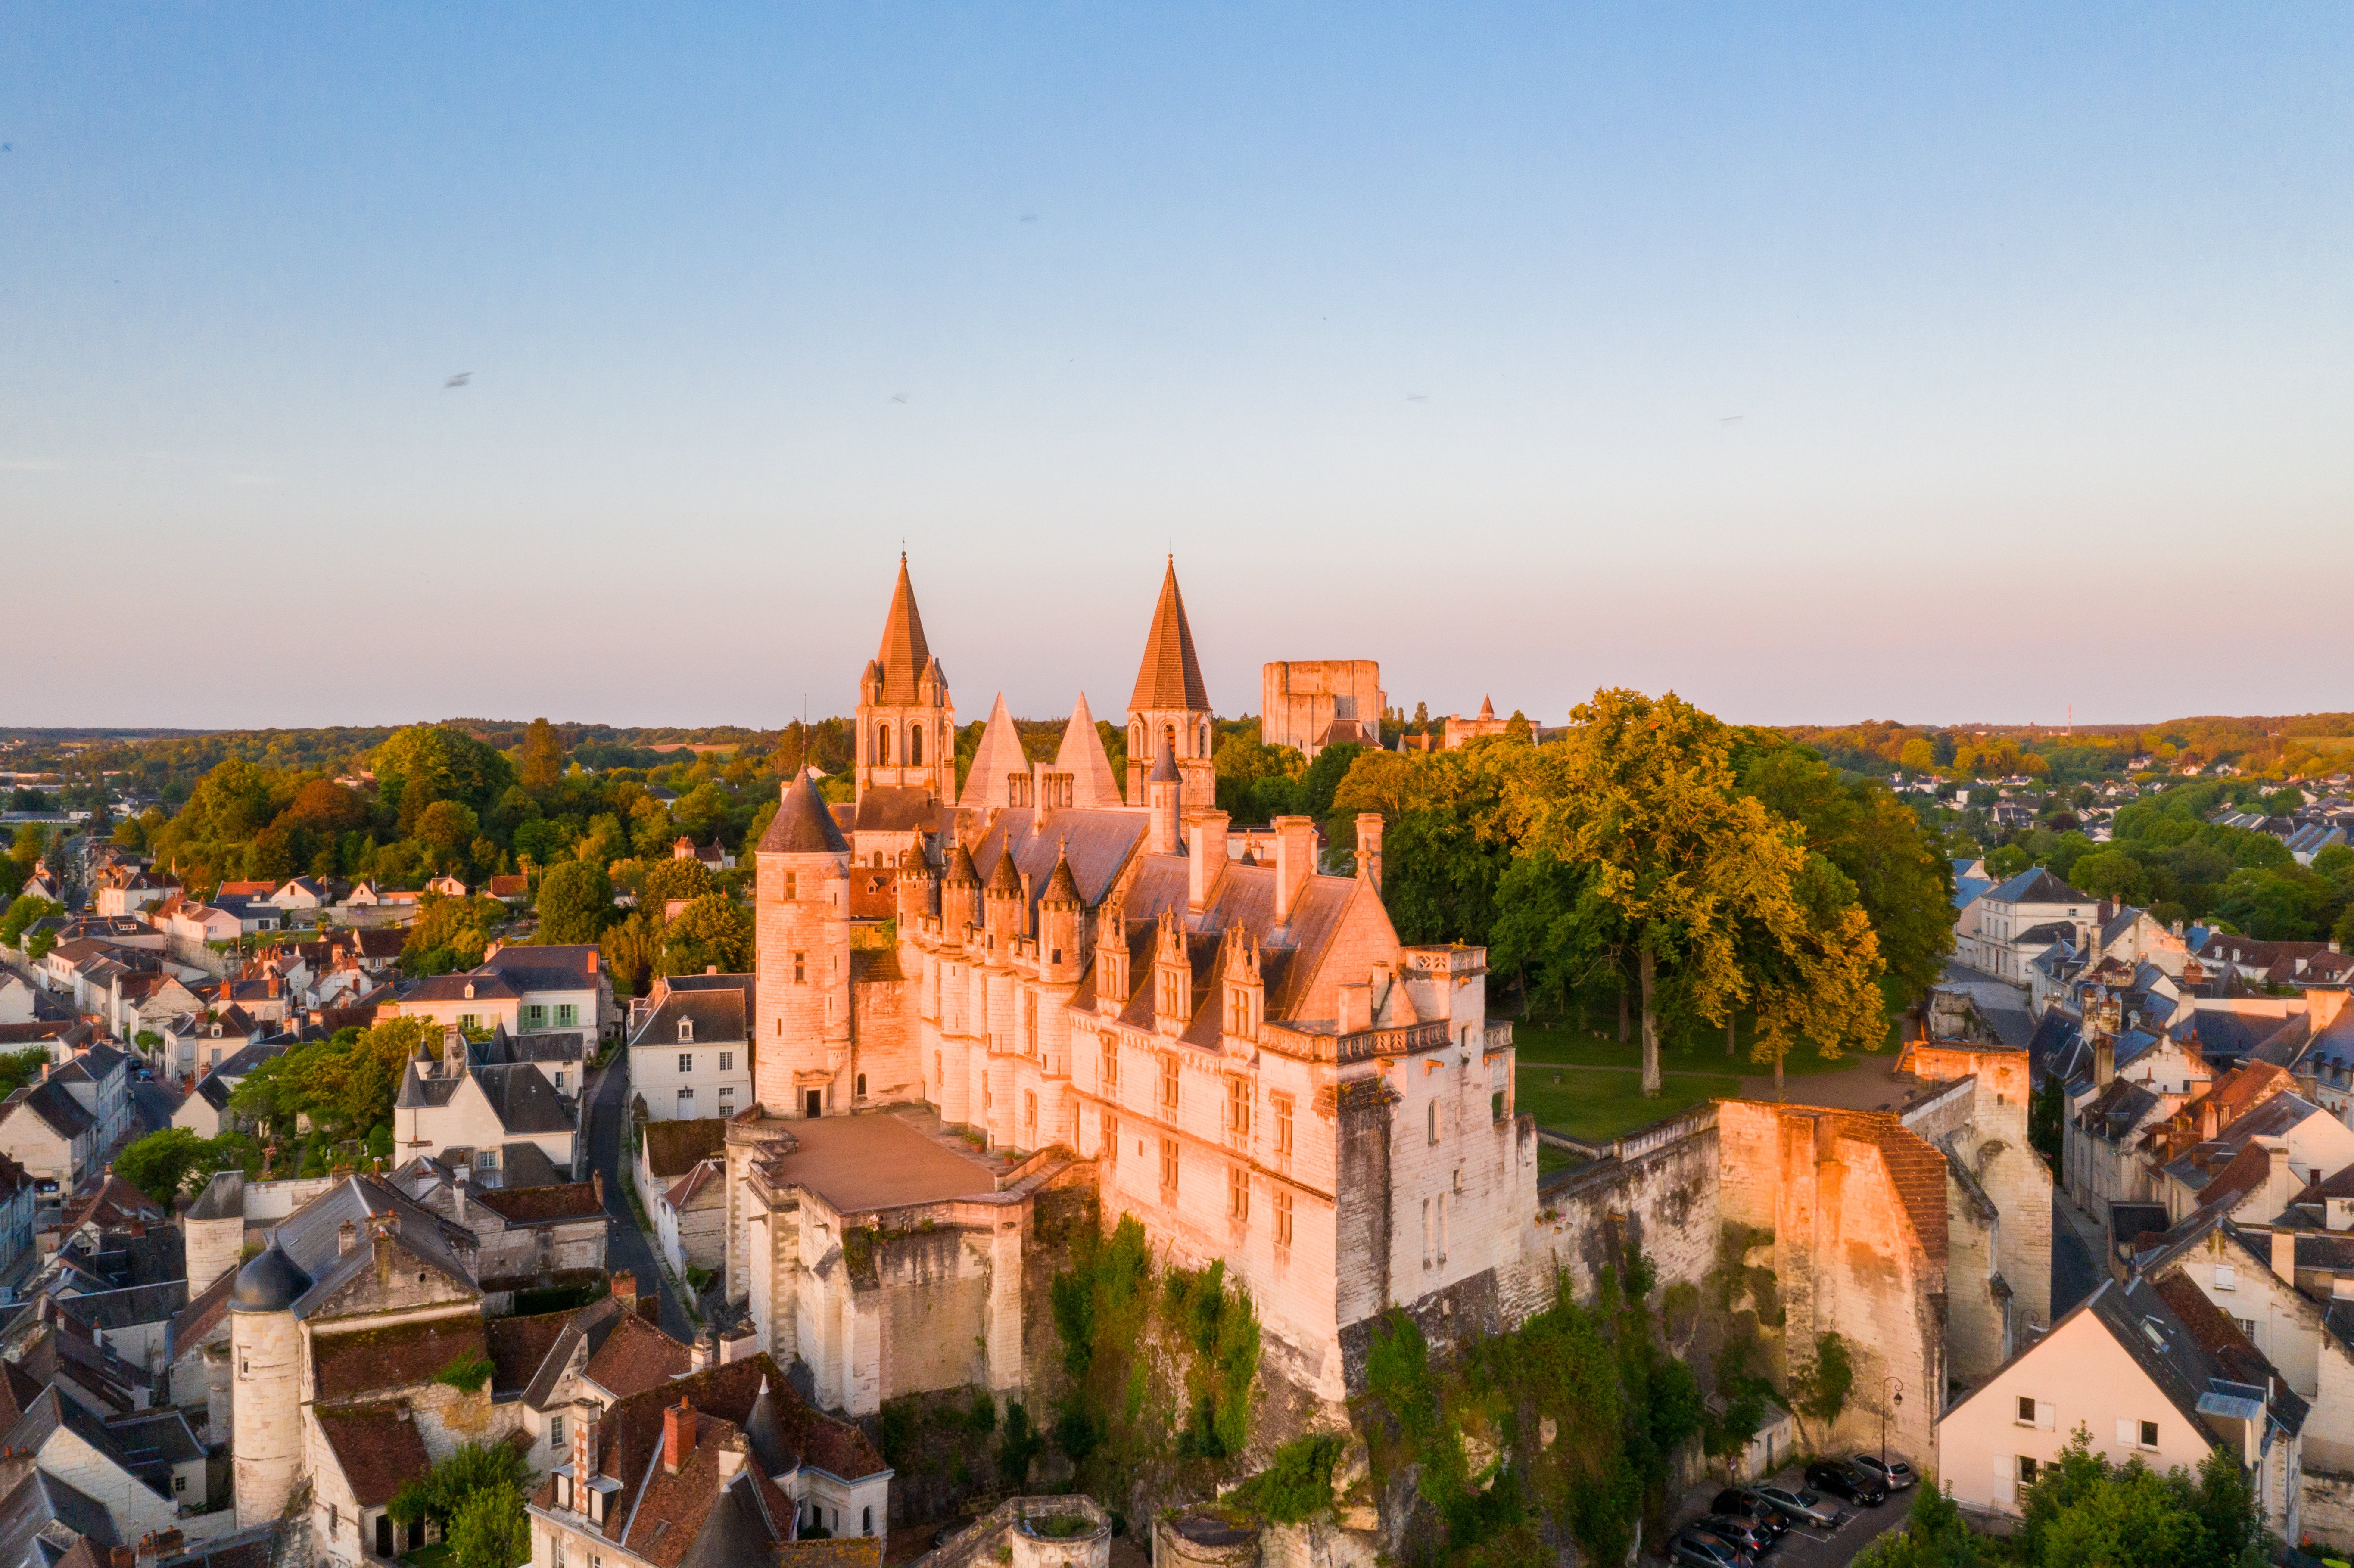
[6,5,2349,731]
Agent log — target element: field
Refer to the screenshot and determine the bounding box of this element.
[1514,1064,1744,1146]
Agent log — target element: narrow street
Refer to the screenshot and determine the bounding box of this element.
[586,1049,694,1341]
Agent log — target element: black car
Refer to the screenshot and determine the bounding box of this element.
[1709,1489,1790,1537]
[1804,1459,1890,1507]
[1668,1531,1753,1568]
[1696,1515,1774,1556]
[1852,1453,1917,1491]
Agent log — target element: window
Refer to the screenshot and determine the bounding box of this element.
[1025,1091,1038,1142]
[527,1005,547,1027]
[1427,1098,1442,1145]
[556,1071,568,1092]
[2236,1317,2258,1341]
[174,1474,185,1494]
[1102,1037,1118,1092]
[2139,1419,2159,1449]
[718,1088,734,1115]
[2018,1456,2040,1485]
[909,726,923,765]
[552,1414,567,1447]
[557,1003,577,1027]
[678,1021,694,1044]
[1160,1137,1179,1194]
[719,1052,732,1072]
[794,952,807,983]
[1272,1092,1294,1160]
[1421,1197,1432,1266]
[2213,1264,2237,1291]
[1160,1055,1180,1112]
[1275,1188,1293,1248]
[1023,990,1037,1055]
[2017,1396,2036,1425]
[1229,1164,1249,1221]
[678,1053,694,1074]
[1227,1077,1250,1143]
[1103,1113,1118,1167]
[678,1089,695,1115]
[477,1148,500,1171]
[876,725,891,766]
[864,1506,874,1537]
[785,871,799,900]
[855,1073,866,1097]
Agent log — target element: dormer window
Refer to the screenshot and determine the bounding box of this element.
[678,1019,694,1043]
[463,982,475,1000]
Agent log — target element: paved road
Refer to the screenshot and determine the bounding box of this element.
[587,1052,694,1341]
[129,1080,178,1142]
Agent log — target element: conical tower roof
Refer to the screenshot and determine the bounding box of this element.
[1053,693,1122,808]
[986,849,1024,894]
[1128,557,1210,713]
[1041,843,1083,906]
[875,554,933,705]
[759,769,850,856]
[943,841,980,887]
[958,693,1033,812]
[1148,744,1181,785]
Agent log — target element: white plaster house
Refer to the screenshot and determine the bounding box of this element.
[626,975,754,1123]
[392,1027,580,1174]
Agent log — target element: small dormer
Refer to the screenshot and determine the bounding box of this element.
[463,981,475,1000]
[678,1019,694,1043]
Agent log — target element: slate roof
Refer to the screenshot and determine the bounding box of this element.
[848,786,939,834]
[1129,558,1210,711]
[398,1061,577,1136]
[1102,852,1373,1033]
[53,1280,187,1334]
[2075,1078,2162,1144]
[477,943,602,994]
[314,1404,434,1507]
[2028,1010,2083,1086]
[1985,868,2089,907]
[0,1468,116,1568]
[169,1266,237,1352]
[62,1176,169,1235]
[630,989,749,1051]
[0,1385,173,1501]
[759,772,850,857]
[1,1080,92,1141]
[258,1174,477,1319]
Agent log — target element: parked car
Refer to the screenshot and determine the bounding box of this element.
[1695,1515,1774,1556]
[1852,1453,1916,1491]
[1752,1484,1844,1529]
[1805,1459,1890,1507]
[1668,1530,1753,1568]
[1709,1490,1790,1537]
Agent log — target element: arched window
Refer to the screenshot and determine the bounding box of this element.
[909,724,924,765]
[876,725,892,766]
[856,1073,868,1098]
[1200,719,1211,754]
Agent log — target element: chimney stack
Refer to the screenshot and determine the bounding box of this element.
[691,1327,716,1373]
[612,1270,637,1317]
[338,1219,359,1256]
[451,1173,468,1223]
[2262,1136,2297,1219]
[1186,812,1230,914]
[663,1399,696,1475]
[2272,1226,2297,1285]
[2093,1033,2115,1089]
[2198,1096,2220,1141]
[716,1430,748,1489]
[570,1401,599,1512]
[1273,816,1317,925]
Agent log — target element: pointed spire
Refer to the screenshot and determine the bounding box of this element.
[1148,744,1180,784]
[875,554,933,705]
[958,693,1032,812]
[759,768,850,856]
[986,849,1024,895]
[1128,557,1210,713]
[1477,694,1495,720]
[1054,693,1121,808]
[1042,840,1083,906]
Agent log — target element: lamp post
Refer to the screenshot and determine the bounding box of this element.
[1882,1376,1905,1479]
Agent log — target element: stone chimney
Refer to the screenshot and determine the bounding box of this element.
[663,1399,696,1475]
[1355,813,1384,893]
[338,1219,359,1256]
[1186,812,1229,914]
[716,1429,748,1489]
[592,1170,604,1206]
[1147,759,1182,857]
[1273,816,1317,926]
[2093,1033,2115,1089]
[451,1173,467,1224]
[691,1326,716,1373]
[2273,1227,2297,1285]
[2198,1096,2220,1141]
[612,1270,637,1317]
[2261,1136,2298,1218]
[570,1401,599,1511]
[371,1214,398,1283]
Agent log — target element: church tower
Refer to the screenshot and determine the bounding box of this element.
[753,770,853,1118]
[1124,557,1216,809]
[856,555,956,803]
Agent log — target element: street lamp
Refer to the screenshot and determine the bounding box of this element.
[1882,1376,1905,1478]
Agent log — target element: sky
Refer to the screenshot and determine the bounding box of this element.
[5,4,2350,732]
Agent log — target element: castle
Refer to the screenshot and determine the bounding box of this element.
[722,557,1540,1413]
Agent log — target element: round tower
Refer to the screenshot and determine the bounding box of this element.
[754,771,853,1118]
[983,850,1026,956]
[184,1170,247,1293]
[229,1234,311,1527]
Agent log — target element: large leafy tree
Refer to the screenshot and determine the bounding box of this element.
[520,717,565,793]
[1504,690,1885,1097]
[663,894,754,975]
[2015,1426,2260,1568]
[536,859,614,944]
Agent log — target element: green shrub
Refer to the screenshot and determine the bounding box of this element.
[1230,1434,1342,1524]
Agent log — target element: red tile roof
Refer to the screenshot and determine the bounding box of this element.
[312,1311,489,1402]
[474,1182,604,1225]
[582,1313,691,1401]
[315,1403,432,1506]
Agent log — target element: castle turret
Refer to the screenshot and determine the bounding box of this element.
[1125,557,1216,808]
[984,849,1026,952]
[1147,747,1182,857]
[754,770,853,1119]
[942,841,982,936]
[1038,845,1086,985]
[855,556,957,803]
[896,847,938,927]
[184,1169,246,1292]
[229,1234,311,1526]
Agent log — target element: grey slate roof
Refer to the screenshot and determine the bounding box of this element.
[1986,867,2089,906]
[53,1280,189,1334]
[2,1081,94,1140]
[629,989,748,1051]
[258,1175,477,1319]
[759,772,850,856]
[0,1468,116,1568]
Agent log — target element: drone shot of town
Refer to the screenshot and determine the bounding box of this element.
[4,9,2350,1568]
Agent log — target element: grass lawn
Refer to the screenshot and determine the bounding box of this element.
[1510,974,1912,1074]
[400,1547,457,1568]
[1515,1065,1743,1145]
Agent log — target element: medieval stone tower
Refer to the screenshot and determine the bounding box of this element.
[1124,556,1216,808]
[856,554,957,803]
[228,1235,310,1526]
[752,770,855,1119]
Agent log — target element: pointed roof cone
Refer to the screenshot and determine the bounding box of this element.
[875,554,933,705]
[1128,557,1210,712]
[957,693,1032,812]
[1148,744,1181,784]
[986,849,1024,895]
[759,768,850,856]
[943,841,980,887]
[1477,694,1496,720]
[1054,693,1121,807]
[1042,843,1083,906]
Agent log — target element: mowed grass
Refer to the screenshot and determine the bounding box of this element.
[1515,1064,1744,1145]
[1510,974,1911,1075]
